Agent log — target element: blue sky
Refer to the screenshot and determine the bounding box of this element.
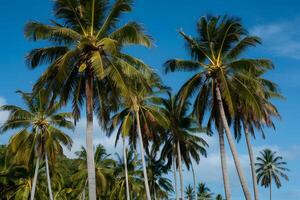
[0,0,300,199]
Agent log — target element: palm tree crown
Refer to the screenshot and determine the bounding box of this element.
[256,149,289,188]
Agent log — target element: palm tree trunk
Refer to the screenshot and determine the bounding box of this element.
[177,141,185,200]
[45,153,54,200]
[244,125,259,200]
[269,180,271,200]
[173,157,179,200]
[123,137,130,200]
[82,179,87,200]
[215,85,252,200]
[217,120,231,200]
[135,110,151,200]
[85,72,97,200]
[30,157,40,200]
[191,162,197,200]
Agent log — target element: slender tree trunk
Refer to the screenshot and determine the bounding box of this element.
[191,162,197,200]
[85,72,97,200]
[123,137,130,200]
[82,179,87,200]
[217,120,231,200]
[269,180,271,200]
[30,157,40,200]
[173,157,179,200]
[45,153,54,200]
[244,125,259,200]
[215,85,252,200]
[177,141,185,200]
[135,110,151,200]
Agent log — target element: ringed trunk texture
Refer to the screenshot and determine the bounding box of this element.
[217,120,231,200]
[191,162,197,200]
[215,85,252,200]
[85,72,97,200]
[173,157,179,200]
[177,141,185,200]
[135,110,151,200]
[123,138,130,200]
[30,157,40,200]
[244,126,259,200]
[45,153,54,200]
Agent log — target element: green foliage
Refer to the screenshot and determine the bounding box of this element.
[256,149,289,188]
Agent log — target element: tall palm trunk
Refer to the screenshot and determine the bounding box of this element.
[244,125,259,200]
[173,157,179,200]
[269,179,271,200]
[123,137,130,200]
[191,162,197,200]
[217,120,231,200]
[135,110,151,200]
[30,157,40,200]
[177,141,184,200]
[215,85,252,200]
[45,153,54,200]
[85,71,97,200]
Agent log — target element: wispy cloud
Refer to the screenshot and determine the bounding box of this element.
[251,17,300,59]
[0,97,9,124]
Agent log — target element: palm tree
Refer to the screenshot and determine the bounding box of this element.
[255,149,289,200]
[24,0,152,199]
[109,148,144,200]
[146,145,173,199]
[0,90,73,200]
[109,73,168,200]
[197,182,213,200]
[160,92,208,200]
[72,144,115,199]
[233,70,281,200]
[185,184,195,200]
[164,15,274,200]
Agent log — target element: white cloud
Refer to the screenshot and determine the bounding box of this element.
[63,117,121,158]
[251,17,300,59]
[0,97,9,124]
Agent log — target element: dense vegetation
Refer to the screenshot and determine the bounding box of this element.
[0,0,289,200]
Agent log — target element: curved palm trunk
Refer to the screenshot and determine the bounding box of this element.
[215,86,252,200]
[244,126,259,200]
[135,110,151,200]
[123,137,130,200]
[217,121,231,200]
[177,141,185,200]
[45,153,54,200]
[30,157,40,200]
[85,72,97,200]
[173,157,179,200]
[191,162,197,200]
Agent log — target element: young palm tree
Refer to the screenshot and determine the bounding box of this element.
[0,90,73,200]
[109,148,144,200]
[160,92,208,200]
[146,146,173,200]
[185,184,195,200]
[24,0,152,199]
[255,149,289,200]
[164,15,274,200]
[109,75,168,200]
[233,70,281,200]
[197,182,213,200]
[72,145,115,199]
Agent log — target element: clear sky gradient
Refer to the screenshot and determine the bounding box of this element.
[0,0,300,199]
